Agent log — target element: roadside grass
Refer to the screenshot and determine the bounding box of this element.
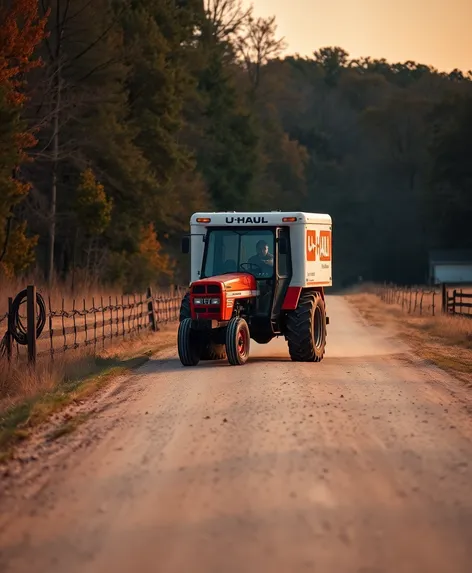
[347,292,472,384]
[0,326,177,460]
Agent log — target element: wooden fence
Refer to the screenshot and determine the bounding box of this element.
[376,283,472,318]
[445,288,472,317]
[0,285,184,365]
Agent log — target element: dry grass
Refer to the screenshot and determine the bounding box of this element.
[0,272,116,315]
[0,273,181,396]
[0,271,181,458]
[348,292,472,384]
[0,324,177,458]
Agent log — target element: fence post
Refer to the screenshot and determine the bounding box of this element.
[441,283,447,314]
[6,296,13,363]
[452,290,457,315]
[27,284,37,366]
[147,287,159,332]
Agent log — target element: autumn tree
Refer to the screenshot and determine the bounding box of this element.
[1,0,470,291]
[0,0,48,276]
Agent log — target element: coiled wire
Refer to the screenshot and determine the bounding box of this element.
[0,289,46,355]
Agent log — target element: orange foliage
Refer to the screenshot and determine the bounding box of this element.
[0,220,38,277]
[0,1,49,275]
[0,0,49,106]
[138,223,174,279]
[0,0,50,163]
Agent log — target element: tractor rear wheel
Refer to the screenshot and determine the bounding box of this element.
[285,291,326,362]
[178,318,200,366]
[226,317,250,365]
[179,292,226,360]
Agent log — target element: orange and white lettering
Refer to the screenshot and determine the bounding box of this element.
[306,230,316,261]
[319,230,331,261]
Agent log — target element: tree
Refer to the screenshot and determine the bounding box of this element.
[314,46,349,85]
[0,0,48,276]
[2,1,471,290]
[427,94,472,249]
[194,42,260,209]
[28,0,136,284]
[204,0,252,42]
[236,14,286,96]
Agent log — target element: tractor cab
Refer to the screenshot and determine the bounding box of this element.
[198,226,291,320]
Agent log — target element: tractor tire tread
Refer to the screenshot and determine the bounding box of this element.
[177,318,200,366]
[285,291,326,362]
[179,292,226,360]
[226,317,250,366]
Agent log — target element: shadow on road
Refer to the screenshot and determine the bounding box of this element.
[143,351,411,375]
[142,354,293,374]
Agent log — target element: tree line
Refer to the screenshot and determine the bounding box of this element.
[1,0,471,291]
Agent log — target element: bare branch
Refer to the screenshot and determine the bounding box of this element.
[65,4,128,67]
[65,0,96,24]
[204,0,252,41]
[235,15,286,92]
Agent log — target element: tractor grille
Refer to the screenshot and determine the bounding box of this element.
[191,284,222,294]
[191,283,222,317]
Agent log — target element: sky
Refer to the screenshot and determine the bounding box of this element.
[247,0,472,73]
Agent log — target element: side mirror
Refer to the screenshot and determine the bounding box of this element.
[181,236,190,254]
[279,237,288,255]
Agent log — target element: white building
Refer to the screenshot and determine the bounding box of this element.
[429,250,472,285]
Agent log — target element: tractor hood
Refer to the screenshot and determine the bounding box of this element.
[191,273,257,293]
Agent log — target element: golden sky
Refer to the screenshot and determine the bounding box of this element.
[248,0,471,72]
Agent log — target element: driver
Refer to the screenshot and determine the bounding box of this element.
[248,240,273,272]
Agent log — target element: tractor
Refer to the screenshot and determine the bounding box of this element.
[177,211,332,366]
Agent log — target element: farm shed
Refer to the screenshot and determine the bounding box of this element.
[429,250,472,285]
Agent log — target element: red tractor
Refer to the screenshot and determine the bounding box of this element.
[178,211,332,366]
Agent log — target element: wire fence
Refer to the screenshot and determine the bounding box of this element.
[0,285,185,365]
[375,283,472,318]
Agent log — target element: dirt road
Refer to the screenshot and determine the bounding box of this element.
[1,296,472,573]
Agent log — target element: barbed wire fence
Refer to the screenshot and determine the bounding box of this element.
[0,285,185,366]
[375,283,472,318]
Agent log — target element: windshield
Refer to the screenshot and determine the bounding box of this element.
[202,229,275,278]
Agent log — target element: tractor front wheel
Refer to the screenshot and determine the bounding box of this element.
[226,317,250,365]
[178,318,200,366]
[179,292,226,361]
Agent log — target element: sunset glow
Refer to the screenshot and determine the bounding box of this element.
[249,0,472,72]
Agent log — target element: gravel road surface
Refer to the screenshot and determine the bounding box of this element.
[1,295,472,573]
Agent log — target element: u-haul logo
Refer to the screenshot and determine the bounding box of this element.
[306,230,332,262]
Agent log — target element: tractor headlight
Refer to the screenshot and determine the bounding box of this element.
[193,297,220,305]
